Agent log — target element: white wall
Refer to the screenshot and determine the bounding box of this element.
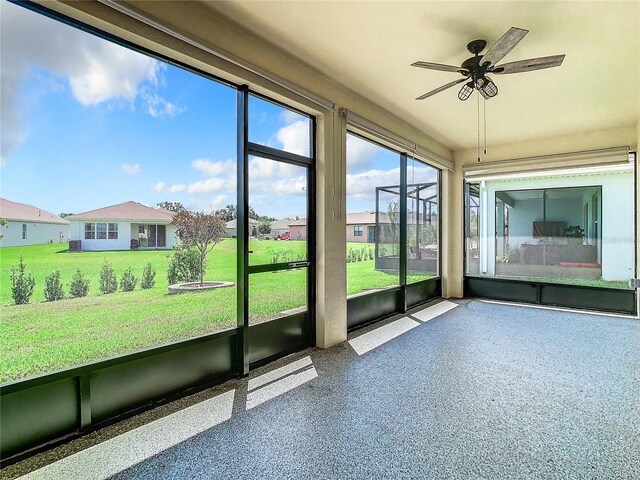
[0,220,69,247]
[481,170,634,281]
[167,225,177,249]
[70,221,176,251]
[69,221,132,251]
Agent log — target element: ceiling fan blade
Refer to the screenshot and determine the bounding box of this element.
[492,55,566,74]
[411,61,468,74]
[416,77,468,100]
[481,27,528,67]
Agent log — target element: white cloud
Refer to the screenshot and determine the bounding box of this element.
[142,89,186,118]
[192,158,235,177]
[279,109,304,124]
[346,134,379,173]
[276,120,310,156]
[151,182,185,193]
[0,2,182,164]
[188,158,236,195]
[187,177,235,194]
[209,194,228,210]
[121,163,141,175]
[188,194,230,213]
[67,50,158,106]
[248,156,301,180]
[346,165,437,203]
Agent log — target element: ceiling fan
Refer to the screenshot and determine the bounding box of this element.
[412,27,565,101]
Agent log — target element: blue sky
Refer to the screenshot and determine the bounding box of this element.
[1,1,436,221]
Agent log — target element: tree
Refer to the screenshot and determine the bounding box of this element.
[58,213,75,219]
[214,204,236,222]
[387,199,400,256]
[248,206,259,221]
[173,210,226,285]
[10,254,35,304]
[44,271,64,301]
[99,260,118,294]
[214,204,263,222]
[257,219,272,235]
[157,201,185,213]
[69,269,90,298]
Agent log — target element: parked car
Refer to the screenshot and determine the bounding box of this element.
[278,232,291,240]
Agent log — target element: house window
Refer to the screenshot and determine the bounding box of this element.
[22,223,27,240]
[96,223,107,239]
[84,223,95,240]
[354,225,363,236]
[108,223,118,239]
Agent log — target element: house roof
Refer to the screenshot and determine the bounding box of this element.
[67,201,174,222]
[270,219,293,230]
[225,218,259,228]
[285,213,395,227]
[346,212,393,225]
[0,198,70,225]
[287,218,307,226]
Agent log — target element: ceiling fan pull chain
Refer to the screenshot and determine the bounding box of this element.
[484,97,487,156]
[477,90,481,162]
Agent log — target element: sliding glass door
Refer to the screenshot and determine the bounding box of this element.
[238,90,315,368]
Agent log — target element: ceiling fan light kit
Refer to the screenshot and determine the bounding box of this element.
[458,82,474,101]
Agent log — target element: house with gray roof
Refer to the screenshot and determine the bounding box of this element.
[0,198,70,247]
[67,201,176,251]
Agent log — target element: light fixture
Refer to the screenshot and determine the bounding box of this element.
[480,78,498,98]
[458,81,474,101]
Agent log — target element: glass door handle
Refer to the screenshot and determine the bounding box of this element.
[287,261,309,269]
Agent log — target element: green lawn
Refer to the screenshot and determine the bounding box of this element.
[0,240,433,382]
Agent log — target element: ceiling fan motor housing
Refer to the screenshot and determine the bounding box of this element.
[466,39,487,55]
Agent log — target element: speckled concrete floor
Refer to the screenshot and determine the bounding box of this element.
[6,299,640,479]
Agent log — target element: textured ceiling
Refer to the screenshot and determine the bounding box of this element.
[200,1,639,150]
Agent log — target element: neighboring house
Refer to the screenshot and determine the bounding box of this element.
[472,165,634,282]
[285,213,396,243]
[225,218,259,238]
[346,212,380,243]
[0,198,70,247]
[288,219,307,240]
[270,219,292,239]
[67,201,176,251]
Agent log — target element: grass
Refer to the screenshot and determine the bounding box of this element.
[1,240,432,382]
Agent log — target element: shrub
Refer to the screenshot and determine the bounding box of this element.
[69,269,90,298]
[10,254,36,304]
[167,248,201,285]
[44,270,64,302]
[120,267,138,292]
[501,245,521,264]
[99,260,118,294]
[141,263,156,289]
